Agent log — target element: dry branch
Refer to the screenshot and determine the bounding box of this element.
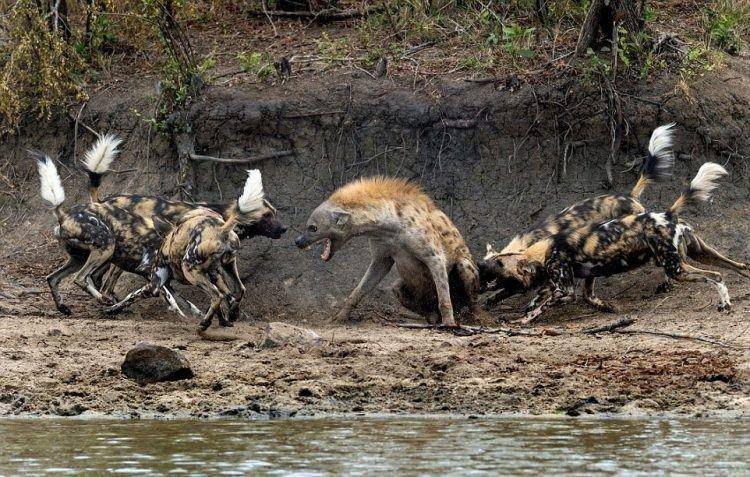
[189,150,294,165]
[615,329,747,350]
[582,317,635,334]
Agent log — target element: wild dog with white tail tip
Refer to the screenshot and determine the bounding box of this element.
[480,124,677,300]
[294,177,480,327]
[107,170,278,330]
[35,139,173,315]
[523,162,731,323]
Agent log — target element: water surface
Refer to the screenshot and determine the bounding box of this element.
[0,417,747,475]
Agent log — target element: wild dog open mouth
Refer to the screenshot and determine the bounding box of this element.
[321,238,332,262]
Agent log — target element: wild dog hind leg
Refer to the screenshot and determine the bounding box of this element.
[46,255,85,315]
[582,277,618,312]
[665,253,731,311]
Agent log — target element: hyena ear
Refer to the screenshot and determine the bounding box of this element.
[332,210,351,227]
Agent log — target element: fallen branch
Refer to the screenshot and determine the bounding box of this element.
[393,322,547,337]
[615,329,748,350]
[189,150,294,165]
[582,317,635,334]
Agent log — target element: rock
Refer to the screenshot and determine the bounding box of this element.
[55,402,88,417]
[257,322,322,350]
[121,342,194,383]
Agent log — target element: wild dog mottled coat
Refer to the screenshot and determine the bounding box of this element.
[294,177,479,327]
[108,170,278,330]
[36,137,171,315]
[524,163,731,322]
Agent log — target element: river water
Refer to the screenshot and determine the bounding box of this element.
[0,417,747,475]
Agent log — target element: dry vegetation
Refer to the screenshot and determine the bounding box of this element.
[0,0,748,133]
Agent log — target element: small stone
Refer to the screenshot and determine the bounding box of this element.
[121,342,194,383]
[55,402,88,417]
[257,322,322,350]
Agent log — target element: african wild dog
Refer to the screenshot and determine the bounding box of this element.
[523,163,731,323]
[294,177,480,327]
[107,170,277,330]
[479,124,677,301]
[83,157,286,301]
[36,137,183,315]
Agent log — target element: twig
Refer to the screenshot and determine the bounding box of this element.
[260,0,278,37]
[189,150,293,165]
[393,322,545,337]
[615,329,748,350]
[582,317,635,334]
[67,112,100,139]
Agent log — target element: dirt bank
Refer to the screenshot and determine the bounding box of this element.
[1,57,749,418]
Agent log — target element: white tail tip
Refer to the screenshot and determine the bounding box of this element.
[237,169,265,213]
[37,155,65,208]
[690,162,728,202]
[648,123,676,162]
[83,133,122,174]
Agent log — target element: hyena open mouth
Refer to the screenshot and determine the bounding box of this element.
[321,238,332,262]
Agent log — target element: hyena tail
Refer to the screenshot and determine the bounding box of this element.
[630,123,676,199]
[221,169,266,233]
[82,133,122,203]
[669,162,728,216]
[36,153,66,221]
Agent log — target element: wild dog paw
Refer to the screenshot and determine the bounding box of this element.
[594,301,619,313]
[198,319,212,331]
[57,304,72,316]
[655,281,674,294]
[718,303,732,313]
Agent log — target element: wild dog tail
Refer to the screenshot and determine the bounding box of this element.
[630,123,676,199]
[82,133,122,203]
[36,153,66,221]
[669,162,728,216]
[221,169,265,232]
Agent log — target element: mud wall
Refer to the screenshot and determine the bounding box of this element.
[2,66,749,321]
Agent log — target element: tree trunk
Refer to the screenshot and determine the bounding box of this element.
[575,0,647,56]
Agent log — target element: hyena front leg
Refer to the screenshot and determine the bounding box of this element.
[424,256,457,327]
[582,277,618,312]
[456,257,484,322]
[335,253,394,322]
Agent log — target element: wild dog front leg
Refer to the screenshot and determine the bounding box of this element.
[221,260,246,322]
[582,277,617,312]
[424,256,457,327]
[335,254,394,322]
[73,246,116,305]
[46,256,84,315]
[100,265,124,303]
[522,260,575,324]
[186,268,227,330]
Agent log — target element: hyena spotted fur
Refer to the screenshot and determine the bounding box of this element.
[108,170,277,330]
[294,177,480,327]
[524,163,732,323]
